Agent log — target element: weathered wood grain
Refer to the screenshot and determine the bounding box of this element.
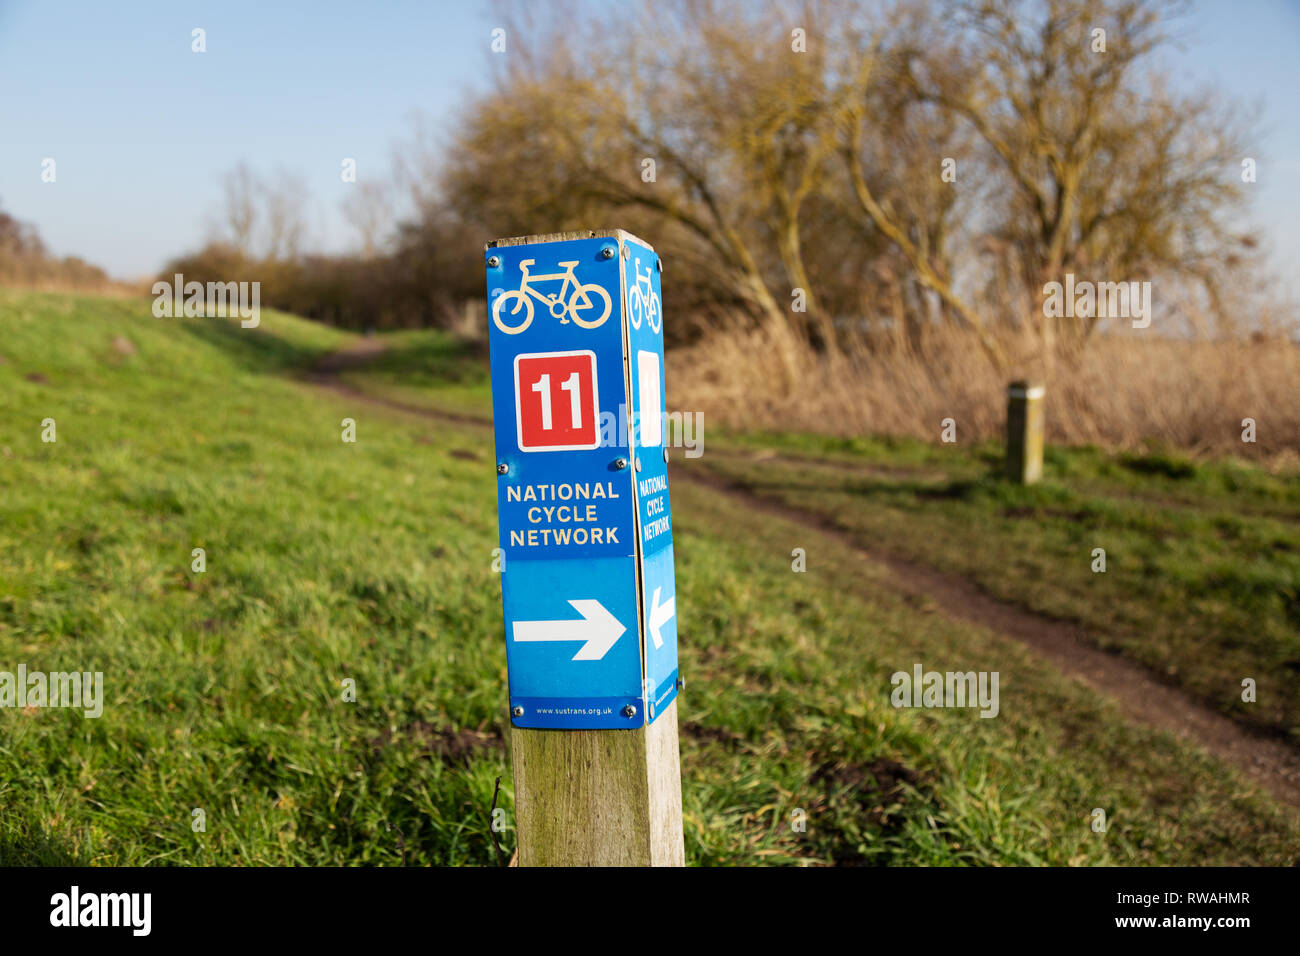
[511,700,684,866]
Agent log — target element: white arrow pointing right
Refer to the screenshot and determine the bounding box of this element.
[649,586,676,649]
[513,599,626,661]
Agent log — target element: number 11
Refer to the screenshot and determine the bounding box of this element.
[531,372,583,430]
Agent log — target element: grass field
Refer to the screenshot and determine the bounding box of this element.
[330,327,1300,739]
[1,290,1298,865]
[702,432,1300,739]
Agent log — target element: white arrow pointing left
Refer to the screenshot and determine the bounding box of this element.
[648,587,676,649]
[512,599,627,661]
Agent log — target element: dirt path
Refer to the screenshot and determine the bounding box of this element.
[709,444,1300,526]
[679,465,1300,808]
[305,341,493,428]
[305,341,1300,809]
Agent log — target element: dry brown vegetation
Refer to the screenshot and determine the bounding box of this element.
[0,203,135,296]
[672,321,1300,461]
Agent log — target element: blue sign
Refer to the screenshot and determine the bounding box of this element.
[485,231,678,730]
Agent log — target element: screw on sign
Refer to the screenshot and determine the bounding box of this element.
[484,230,683,866]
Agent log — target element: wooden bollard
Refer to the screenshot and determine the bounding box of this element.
[1005,381,1045,484]
[512,700,684,866]
[484,230,684,866]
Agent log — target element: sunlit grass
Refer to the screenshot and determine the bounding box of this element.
[1,292,1296,865]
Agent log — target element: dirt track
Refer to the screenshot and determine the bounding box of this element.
[306,341,1300,809]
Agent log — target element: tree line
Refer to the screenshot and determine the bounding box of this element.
[164,0,1278,367]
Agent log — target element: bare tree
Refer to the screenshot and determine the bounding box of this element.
[833,8,1005,364]
[262,167,308,261]
[343,182,394,259]
[443,0,857,344]
[905,0,1250,342]
[431,0,1258,364]
[218,162,259,255]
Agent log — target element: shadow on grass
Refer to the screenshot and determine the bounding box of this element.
[364,334,489,388]
[0,825,89,866]
[174,315,335,375]
[1118,450,1199,480]
[914,478,985,501]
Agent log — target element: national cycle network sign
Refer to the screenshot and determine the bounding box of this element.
[484,230,678,730]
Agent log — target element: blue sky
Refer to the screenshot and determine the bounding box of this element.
[0,0,1297,292]
[0,0,494,277]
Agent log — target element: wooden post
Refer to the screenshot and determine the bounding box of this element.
[511,699,684,866]
[1006,381,1045,484]
[486,230,685,867]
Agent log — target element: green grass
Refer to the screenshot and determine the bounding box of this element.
[695,430,1300,739]
[335,329,491,421]
[1,294,1297,865]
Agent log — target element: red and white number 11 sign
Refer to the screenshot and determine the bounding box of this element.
[513,350,600,452]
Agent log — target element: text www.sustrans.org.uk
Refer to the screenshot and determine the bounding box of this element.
[1114,914,1250,930]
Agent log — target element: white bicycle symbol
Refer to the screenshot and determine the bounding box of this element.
[627,257,661,333]
[492,258,612,335]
